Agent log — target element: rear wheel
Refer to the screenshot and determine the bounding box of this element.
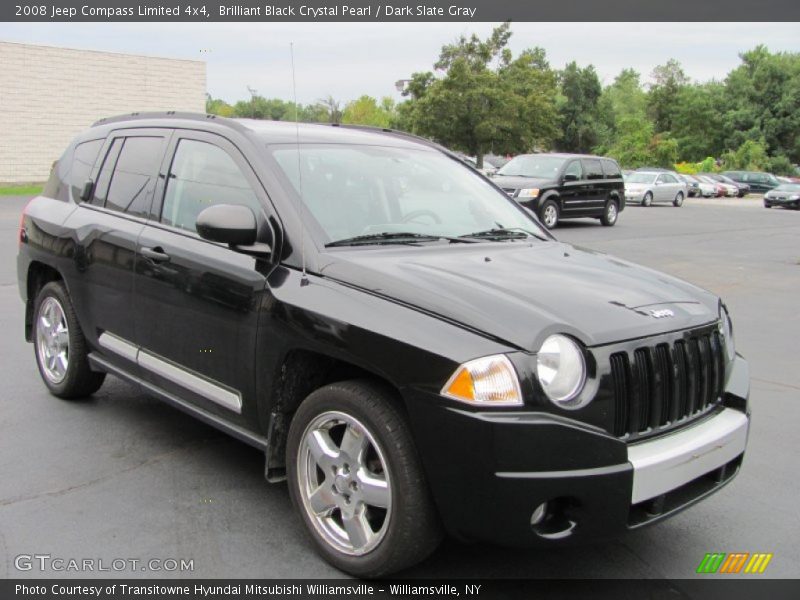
[539,200,559,229]
[600,199,619,226]
[33,281,105,398]
[287,380,442,577]
[673,192,684,207]
[642,192,653,207]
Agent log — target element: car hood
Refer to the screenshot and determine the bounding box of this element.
[319,242,720,350]
[491,175,556,190]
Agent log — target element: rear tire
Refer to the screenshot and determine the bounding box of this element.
[600,199,619,226]
[287,380,442,577]
[33,281,105,399]
[642,192,653,207]
[673,192,684,207]
[539,200,559,229]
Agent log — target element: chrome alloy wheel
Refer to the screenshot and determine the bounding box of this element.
[297,411,392,556]
[542,204,558,228]
[606,202,618,223]
[36,296,69,384]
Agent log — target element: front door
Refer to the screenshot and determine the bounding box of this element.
[133,131,275,429]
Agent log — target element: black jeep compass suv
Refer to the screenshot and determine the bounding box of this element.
[18,113,749,577]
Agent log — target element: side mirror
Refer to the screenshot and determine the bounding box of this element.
[196,204,270,257]
[563,173,578,182]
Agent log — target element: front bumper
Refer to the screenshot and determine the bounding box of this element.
[765,198,800,208]
[405,355,750,546]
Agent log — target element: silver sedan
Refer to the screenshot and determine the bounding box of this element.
[624,171,687,207]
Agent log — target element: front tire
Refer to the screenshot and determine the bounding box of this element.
[33,281,105,399]
[642,192,653,207]
[539,200,559,229]
[601,199,619,226]
[673,192,684,207]
[287,380,442,577]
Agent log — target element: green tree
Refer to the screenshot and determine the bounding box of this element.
[205,94,235,117]
[671,82,726,161]
[721,139,769,170]
[594,69,647,154]
[556,62,602,153]
[399,23,559,167]
[647,59,689,133]
[342,95,395,127]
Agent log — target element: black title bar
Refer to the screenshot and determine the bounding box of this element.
[3,0,800,22]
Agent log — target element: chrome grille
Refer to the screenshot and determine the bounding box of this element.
[610,330,725,438]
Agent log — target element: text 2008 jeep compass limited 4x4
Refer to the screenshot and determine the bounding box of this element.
[18,113,750,577]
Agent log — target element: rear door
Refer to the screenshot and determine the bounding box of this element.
[580,158,606,214]
[133,130,273,429]
[62,129,170,371]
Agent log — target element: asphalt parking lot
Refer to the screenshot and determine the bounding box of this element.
[0,195,798,579]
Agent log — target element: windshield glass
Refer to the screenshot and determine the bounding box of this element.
[626,173,657,184]
[496,155,565,178]
[774,184,800,192]
[269,144,546,245]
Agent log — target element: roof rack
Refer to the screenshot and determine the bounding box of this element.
[327,122,453,155]
[91,111,248,132]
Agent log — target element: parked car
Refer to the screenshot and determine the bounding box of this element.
[624,170,687,207]
[491,153,625,229]
[18,113,750,577]
[678,174,701,197]
[722,170,780,194]
[695,175,725,197]
[699,173,745,197]
[763,183,800,209]
[457,154,498,177]
[691,175,718,198]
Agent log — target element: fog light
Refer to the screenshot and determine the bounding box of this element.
[530,502,548,525]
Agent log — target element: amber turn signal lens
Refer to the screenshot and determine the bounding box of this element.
[441,355,523,406]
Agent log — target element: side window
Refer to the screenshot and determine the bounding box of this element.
[91,139,123,207]
[582,159,603,180]
[564,160,583,180]
[656,174,666,183]
[663,174,678,183]
[68,139,104,202]
[104,137,165,217]
[161,139,261,233]
[601,159,621,179]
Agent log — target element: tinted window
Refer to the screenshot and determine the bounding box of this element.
[564,160,582,180]
[497,155,566,178]
[161,139,261,233]
[582,159,603,180]
[68,139,104,202]
[91,139,123,207]
[601,159,621,178]
[105,137,165,216]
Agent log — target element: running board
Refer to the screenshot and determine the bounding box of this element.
[88,353,268,452]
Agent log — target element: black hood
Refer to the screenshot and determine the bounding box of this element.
[320,242,719,350]
[491,175,557,190]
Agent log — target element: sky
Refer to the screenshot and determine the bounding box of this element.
[1,22,798,105]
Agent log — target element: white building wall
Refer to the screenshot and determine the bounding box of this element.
[0,42,206,183]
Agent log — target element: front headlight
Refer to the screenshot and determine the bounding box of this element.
[441,354,523,406]
[536,334,587,408]
[720,303,735,358]
[789,195,800,200]
[517,188,540,198]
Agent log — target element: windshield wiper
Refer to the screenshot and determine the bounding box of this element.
[325,232,476,248]
[459,227,547,242]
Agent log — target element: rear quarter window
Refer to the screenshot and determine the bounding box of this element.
[582,158,604,180]
[68,139,105,202]
[601,159,622,179]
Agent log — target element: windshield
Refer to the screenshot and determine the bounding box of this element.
[774,184,800,192]
[496,155,565,178]
[269,144,546,246]
[626,173,657,184]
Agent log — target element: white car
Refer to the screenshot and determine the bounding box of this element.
[625,171,687,207]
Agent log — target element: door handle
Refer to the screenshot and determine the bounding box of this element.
[141,246,170,263]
